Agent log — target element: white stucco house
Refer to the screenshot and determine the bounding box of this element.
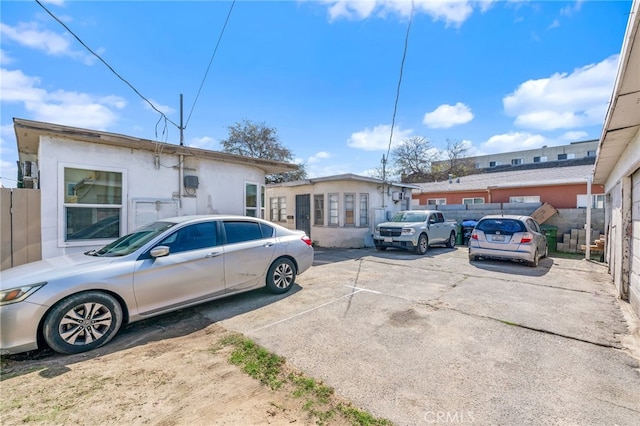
[593,0,640,319]
[13,118,297,260]
[266,174,418,248]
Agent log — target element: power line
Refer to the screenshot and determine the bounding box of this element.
[384,1,414,182]
[35,0,180,133]
[185,0,236,129]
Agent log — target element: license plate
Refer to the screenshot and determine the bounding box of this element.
[492,235,505,242]
[384,237,393,243]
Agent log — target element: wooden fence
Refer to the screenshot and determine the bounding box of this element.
[1,188,41,270]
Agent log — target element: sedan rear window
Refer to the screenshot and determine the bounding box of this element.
[476,219,526,235]
[224,221,264,244]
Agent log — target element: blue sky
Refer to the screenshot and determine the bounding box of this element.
[0,0,633,187]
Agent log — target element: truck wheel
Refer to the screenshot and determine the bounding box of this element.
[446,232,455,248]
[415,234,428,255]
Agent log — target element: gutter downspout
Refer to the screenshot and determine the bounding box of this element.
[178,154,183,213]
[585,174,592,260]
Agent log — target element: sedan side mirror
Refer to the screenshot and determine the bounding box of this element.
[150,245,170,258]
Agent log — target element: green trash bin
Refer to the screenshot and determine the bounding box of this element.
[540,225,557,252]
[456,224,463,246]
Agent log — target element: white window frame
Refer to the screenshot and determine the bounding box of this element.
[577,194,605,208]
[511,158,524,165]
[359,193,369,227]
[314,194,325,226]
[270,196,287,222]
[58,163,127,247]
[344,193,355,226]
[427,198,446,205]
[245,181,260,217]
[509,196,540,203]
[462,197,484,205]
[328,193,339,226]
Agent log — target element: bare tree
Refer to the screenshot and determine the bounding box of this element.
[391,136,439,183]
[430,139,474,181]
[221,119,307,183]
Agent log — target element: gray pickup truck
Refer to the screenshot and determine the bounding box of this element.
[373,210,457,254]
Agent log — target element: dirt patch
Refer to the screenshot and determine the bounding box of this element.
[0,312,357,425]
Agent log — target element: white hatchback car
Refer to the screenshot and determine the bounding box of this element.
[0,215,314,355]
[468,215,548,267]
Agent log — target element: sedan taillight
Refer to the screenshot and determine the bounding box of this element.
[301,235,313,246]
[471,231,478,240]
[520,233,533,243]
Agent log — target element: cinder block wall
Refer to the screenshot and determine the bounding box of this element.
[415,202,605,237]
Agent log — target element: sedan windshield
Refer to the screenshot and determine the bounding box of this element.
[389,212,427,223]
[89,221,177,257]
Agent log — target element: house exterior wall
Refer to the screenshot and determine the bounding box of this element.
[266,181,409,248]
[414,183,604,209]
[39,136,266,259]
[489,183,604,208]
[601,129,640,317]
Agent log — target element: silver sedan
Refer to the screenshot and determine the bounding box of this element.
[468,215,548,267]
[0,215,314,355]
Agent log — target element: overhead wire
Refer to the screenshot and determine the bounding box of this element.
[35,0,181,135]
[185,0,236,129]
[384,0,415,182]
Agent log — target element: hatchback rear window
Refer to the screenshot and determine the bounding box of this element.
[476,219,526,235]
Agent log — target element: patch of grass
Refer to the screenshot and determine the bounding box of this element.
[214,335,393,426]
[224,335,285,390]
[337,403,394,426]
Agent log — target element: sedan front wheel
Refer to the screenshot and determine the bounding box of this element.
[43,291,123,354]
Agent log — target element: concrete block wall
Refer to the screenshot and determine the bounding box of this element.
[415,203,605,245]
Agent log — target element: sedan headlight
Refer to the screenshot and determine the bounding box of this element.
[401,228,416,235]
[0,283,46,306]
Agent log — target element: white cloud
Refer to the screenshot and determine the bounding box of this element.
[503,55,618,131]
[144,99,176,115]
[0,48,14,64]
[307,151,332,164]
[0,125,18,188]
[561,131,589,141]
[188,136,218,150]
[0,68,126,129]
[423,102,474,129]
[347,124,413,151]
[480,132,547,154]
[321,0,485,27]
[561,0,584,16]
[1,22,73,57]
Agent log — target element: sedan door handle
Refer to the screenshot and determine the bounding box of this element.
[206,252,222,258]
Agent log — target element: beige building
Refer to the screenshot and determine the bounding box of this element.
[434,139,599,170]
[266,174,417,248]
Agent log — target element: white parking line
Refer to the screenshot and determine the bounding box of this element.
[248,287,378,333]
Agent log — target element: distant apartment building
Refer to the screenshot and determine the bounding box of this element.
[434,140,599,171]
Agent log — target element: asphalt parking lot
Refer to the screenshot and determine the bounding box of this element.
[195,245,640,425]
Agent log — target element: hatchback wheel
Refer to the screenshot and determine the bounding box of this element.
[415,234,428,255]
[43,292,123,354]
[528,250,539,267]
[266,257,296,294]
